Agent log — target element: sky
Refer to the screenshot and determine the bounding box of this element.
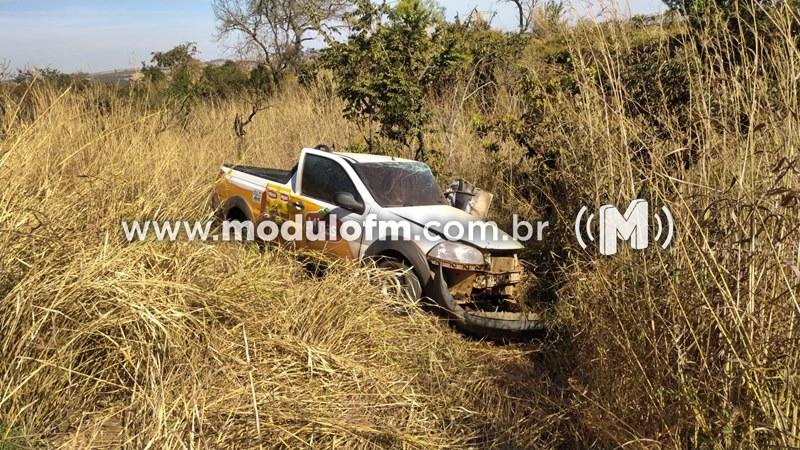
[0,0,667,74]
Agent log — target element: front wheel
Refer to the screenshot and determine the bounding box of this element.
[376,258,422,302]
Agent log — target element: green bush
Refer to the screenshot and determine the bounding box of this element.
[323,0,466,160]
[198,61,250,99]
[443,18,529,111]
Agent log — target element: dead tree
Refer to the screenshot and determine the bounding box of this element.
[213,0,353,74]
[502,0,537,33]
[234,99,270,158]
[213,0,352,158]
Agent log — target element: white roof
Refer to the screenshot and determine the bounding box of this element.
[334,152,417,164]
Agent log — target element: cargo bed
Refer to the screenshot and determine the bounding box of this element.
[221,164,296,185]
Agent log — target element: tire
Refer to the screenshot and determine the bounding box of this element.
[425,264,546,341]
[376,257,422,302]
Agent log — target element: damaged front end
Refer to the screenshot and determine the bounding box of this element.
[425,179,544,339]
[426,249,544,340]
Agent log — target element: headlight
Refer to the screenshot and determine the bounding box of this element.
[427,241,485,269]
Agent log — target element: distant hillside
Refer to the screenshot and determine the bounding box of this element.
[85,68,142,84]
[74,59,258,84]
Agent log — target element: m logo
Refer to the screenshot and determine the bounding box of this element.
[575,199,674,256]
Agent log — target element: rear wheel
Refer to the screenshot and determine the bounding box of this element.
[376,258,422,302]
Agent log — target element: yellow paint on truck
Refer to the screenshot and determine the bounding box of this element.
[215,174,355,258]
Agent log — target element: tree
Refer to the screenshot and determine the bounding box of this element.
[213,0,352,155]
[150,42,199,69]
[212,0,352,76]
[141,42,203,96]
[199,61,250,98]
[501,0,565,34]
[502,0,536,32]
[12,67,75,86]
[322,0,465,160]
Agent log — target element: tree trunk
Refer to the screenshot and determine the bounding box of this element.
[513,0,525,32]
[415,129,426,161]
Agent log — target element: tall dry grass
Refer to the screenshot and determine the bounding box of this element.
[398,3,800,447]
[1,4,799,449]
[0,83,570,449]
[503,5,799,448]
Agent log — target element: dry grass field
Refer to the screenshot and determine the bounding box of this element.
[1,6,799,449]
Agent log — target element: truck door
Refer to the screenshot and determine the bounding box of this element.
[294,151,367,259]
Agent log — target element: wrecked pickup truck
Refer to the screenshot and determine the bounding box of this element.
[211,145,542,338]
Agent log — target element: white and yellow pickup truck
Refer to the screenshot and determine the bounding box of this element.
[212,146,542,338]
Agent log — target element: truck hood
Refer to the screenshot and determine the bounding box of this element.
[385,205,524,252]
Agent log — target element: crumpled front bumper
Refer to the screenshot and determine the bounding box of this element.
[425,264,545,340]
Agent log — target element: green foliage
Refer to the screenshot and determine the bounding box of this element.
[140,42,201,97]
[141,43,277,101]
[662,0,756,16]
[199,61,251,98]
[150,42,199,69]
[618,33,690,127]
[140,65,166,84]
[665,0,800,53]
[444,18,529,110]
[13,67,77,87]
[531,0,566,35]
[296,58,320,88]
[467,30,572,162]
[322,0,466,159]
[246,64,277,95]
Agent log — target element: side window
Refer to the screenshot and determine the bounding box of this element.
[301,154,363,207]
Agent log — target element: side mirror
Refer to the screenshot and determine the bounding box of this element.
[333,191,365,214]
